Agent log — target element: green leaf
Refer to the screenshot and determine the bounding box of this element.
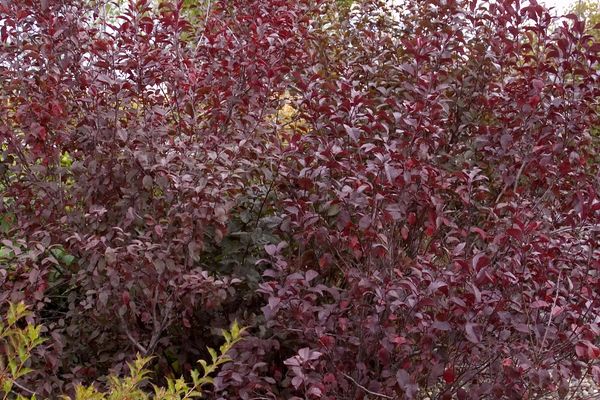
[174,377,188,392]
[17,343,28,361]
[207,347,217,363]
[198,359,208,374]
[8,357,18,375]
[190,369,200,386]
[2,379,13,394]
[7,302,28,325]
[231,320,240,339]
[15,366,33,379]
[62,254,75,266]
[221,329,231,343]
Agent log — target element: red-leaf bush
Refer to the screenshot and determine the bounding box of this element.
[1,0,599,398]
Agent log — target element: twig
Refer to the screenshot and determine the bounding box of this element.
[512,158,527,194]
[565,372,589,400]
[147,293,172,355]
[10,378,37,396]
[342,372,393,399]
[494,158,527,204]
[120,315,148,355]
[551,224,599,235]
[540,269,562,351]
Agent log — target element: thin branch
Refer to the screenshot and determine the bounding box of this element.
[539,269,562,351]
[120,315,148,355]
[495,158,527,204]
[512,158,527,194]
[10,378,37,396]
[147,293,172,355]
[565,372,589,400]
[342,373,393,399]
[551,224,599,235]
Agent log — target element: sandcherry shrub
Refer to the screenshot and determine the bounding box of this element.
[245,1,600,399]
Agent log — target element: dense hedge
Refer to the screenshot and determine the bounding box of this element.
[1,0,599,398]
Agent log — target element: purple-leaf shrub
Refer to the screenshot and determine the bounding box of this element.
[0,0,598,398]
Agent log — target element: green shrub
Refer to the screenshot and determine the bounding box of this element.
[0,303,244,400]
[0,302,43,400]
[68,321,244,400]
